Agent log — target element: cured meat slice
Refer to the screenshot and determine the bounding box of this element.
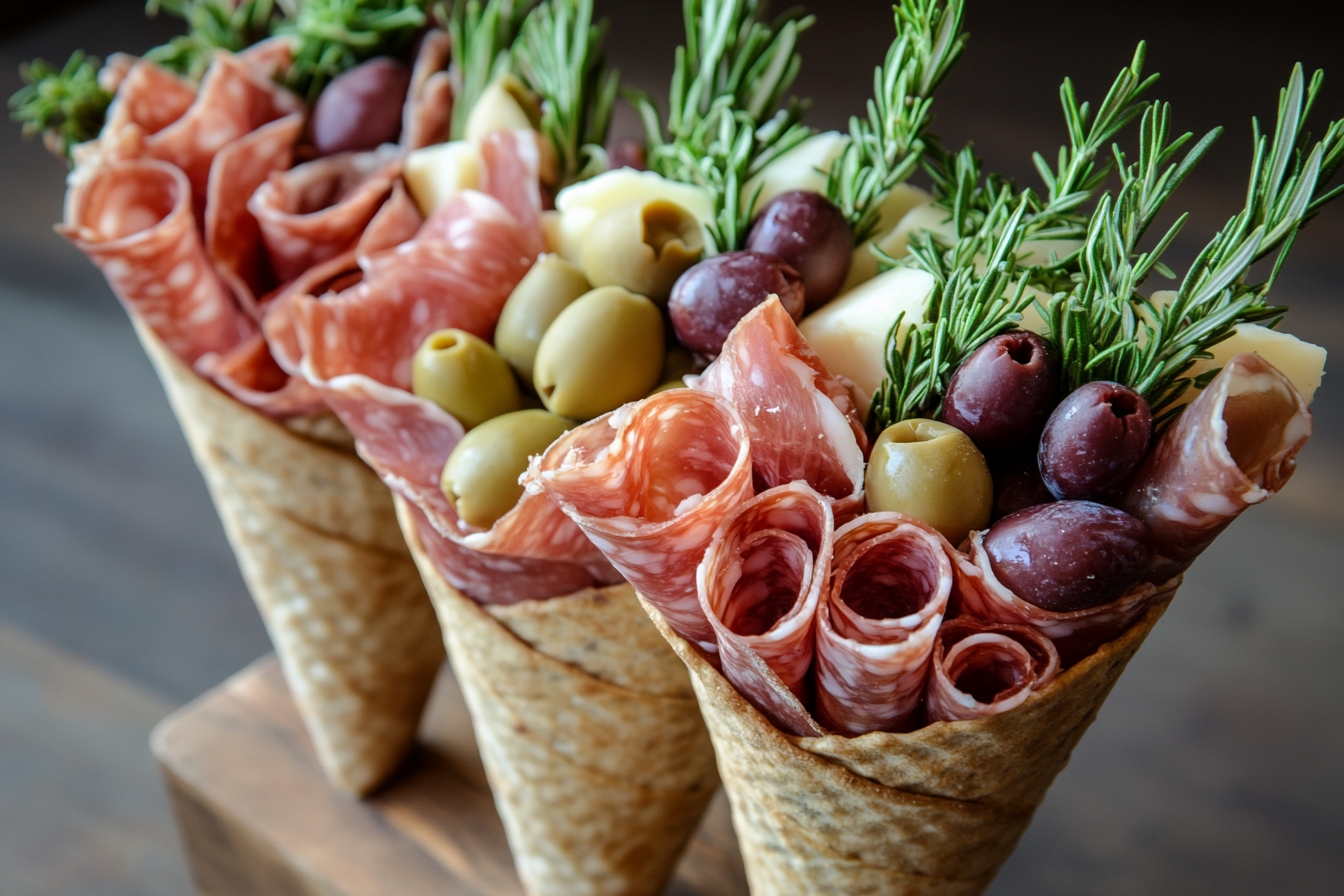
[206,112,305,312]
[814,512,955,735]
[959,529,1159,666]
[101,58,196,138]
[689,297,867,516]
[247,145,403,283]
[1123,353,1312,582]
[477,130,547,259]
[198,333,327,418]
[236,35,295,82]
[924,618,1059,723]
[401,29,453,151]
[527,390,756,651]
[697,482,833,737]
[61,158,252,365]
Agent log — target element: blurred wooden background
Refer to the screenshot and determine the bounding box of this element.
[1,2,1341,894]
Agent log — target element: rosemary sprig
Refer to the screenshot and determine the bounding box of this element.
[277,0,430,103]
[512,0,618,188]
[824,0,967,244]
[631,0,815,253]
[441,0,538,139]
[8,52,112,162]
[145,0,281,81]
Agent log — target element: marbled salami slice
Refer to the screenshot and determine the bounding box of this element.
[958,529,1159,666]
[924,618,1059,723]
[814,513,955,735]
[697,482,834,737]
[198,333,327,417]
[402,29,453,151]
[527,390,756,651]
[689,297,867,516]
[247,145,403,283]
[101,58,196,138]
[1123,353,1312,582]
[61,158,252,365]
[477,130,547,260]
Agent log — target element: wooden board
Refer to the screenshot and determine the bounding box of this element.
[151,656,749,896]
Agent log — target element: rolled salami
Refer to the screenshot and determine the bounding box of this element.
[925,618,1059,723]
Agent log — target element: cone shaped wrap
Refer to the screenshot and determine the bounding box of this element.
[397,498,720,896]
[134,319,444,795]
[639,579,1179,895]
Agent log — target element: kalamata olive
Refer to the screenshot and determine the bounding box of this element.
[943,331,1059,454]
[607,139,646,171]
[412,329,521,430]
[746,190,853,310]
[533,286,666,420]
[1039,381,1152,500]
[580,199,704,303]
[441,410,573,529]
[865,418,993,544]
[668,251,805,357]
[494,254,591,388]
[983,501,1152,612]
[311,58,412,155]
[989,448,1055,521]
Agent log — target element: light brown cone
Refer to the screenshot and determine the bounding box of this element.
[396,498,720,896]
[640,578,1181,895]
[134,319,444,796]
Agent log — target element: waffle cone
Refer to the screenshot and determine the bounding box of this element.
[639,579,1180,895]
[134,318,444,796]
[396,498,720,896]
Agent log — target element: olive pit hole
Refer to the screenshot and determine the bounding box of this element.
[641,202,701,257]
[428,332,461,351]
[1106,391,1139,419]
[1005,337,1036,365]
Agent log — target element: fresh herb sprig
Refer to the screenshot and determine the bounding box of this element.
[277,0,430,103]
[631,0,815,253]
[513,0,618,188]
[8,52,112,162]
[441,0,538,139]
[145,0,281,81]
[824,0,967,244]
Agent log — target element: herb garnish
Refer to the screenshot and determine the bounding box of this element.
[441,0,538,139]
[8,52,112,162]
[631,0,815,253]
[145,0,282,81]
[278,0,430,103]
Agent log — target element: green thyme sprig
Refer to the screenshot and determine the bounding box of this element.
[824,0,967,244]
[276,0,429,103]
[441,0,537,139]
[145,0,281,81]
[631,0,815,252]
[513,0,618,188]
[8,51,112,162]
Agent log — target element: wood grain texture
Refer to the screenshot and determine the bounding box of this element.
[152,657,749,896]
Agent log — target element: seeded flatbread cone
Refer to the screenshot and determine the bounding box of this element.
[134,318,444,796]
[639,579,1180,895]
[396,498,720,896]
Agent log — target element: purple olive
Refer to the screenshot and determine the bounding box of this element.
[943,331,1059,455]
[607,139,646,171]
[668,251,805,356]
[746,190,853,310]
[989,448,1055,521]
[984,501,1152,612]
[311,58,412,156]
[1038,381,1152,500]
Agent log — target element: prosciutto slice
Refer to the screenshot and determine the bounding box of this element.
[61,158,252,365]
[689,297,867,517]
[959,530,1159,666]
[697,482,834,737]
[248,145,403,283]
[198,333,327,418]
[814,513,956,736]
[1123,353,1312,582]
[527,390,756,651]
[924,618,1059,723]
[401,29,453,151]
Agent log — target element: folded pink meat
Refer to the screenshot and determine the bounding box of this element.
[1123,352,1312,582]
[924,617,1059,723]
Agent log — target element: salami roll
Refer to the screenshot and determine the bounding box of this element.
[527,389,756,651]
[814,513,956,735]
[61,158,252,365]
[401,29,453,151]
[1123,352,1312,582]
[690,296,867,517]
[925,618,1059,723]
[697,482,834,737]
[100,58,196,139]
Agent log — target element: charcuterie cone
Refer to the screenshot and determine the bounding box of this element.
[396,497,720,896]
[639,579,1180,896]
[134,318,443,796]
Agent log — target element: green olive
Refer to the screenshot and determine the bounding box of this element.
[533,286,666,420]
[580,199,704,303]
[865,418,992,544]
[494,254,591,389]
[411,329,521,430]
[441,410,573,529]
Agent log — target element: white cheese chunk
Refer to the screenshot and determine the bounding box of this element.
[839,194,945,293]
[742,131,847,216]
[403,140,482,217]
[1183,322,1326,405]
[465,79,535,141]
